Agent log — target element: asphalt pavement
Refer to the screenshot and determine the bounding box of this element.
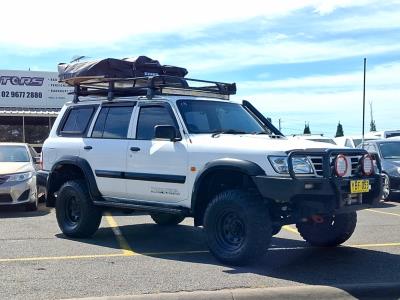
[0,200,400,299]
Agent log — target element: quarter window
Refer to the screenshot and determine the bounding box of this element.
[136,106,177,140]
[92,106,133,139]
[60,106,95,136]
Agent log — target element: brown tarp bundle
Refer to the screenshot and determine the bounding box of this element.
[58,56,188,85]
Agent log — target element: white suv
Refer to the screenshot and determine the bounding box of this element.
[38,74,383,265]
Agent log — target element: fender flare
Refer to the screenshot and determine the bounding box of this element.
[47,156,101,202]
[190,158,266,221]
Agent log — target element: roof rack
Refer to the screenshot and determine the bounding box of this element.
[69,75,236,103]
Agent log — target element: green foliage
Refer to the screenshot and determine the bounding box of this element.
[370,120,377,132]
[303,122,311,134]
[335,122,344,137]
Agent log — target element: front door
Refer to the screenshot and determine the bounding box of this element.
[126,103,188,203]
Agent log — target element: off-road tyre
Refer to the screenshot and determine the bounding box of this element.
[204,189,272,266]
[296,212,357,247]
[382,173,391,201]
[56,180,102,238]
[150,213,185,226]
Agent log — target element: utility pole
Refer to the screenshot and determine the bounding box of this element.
[278,118,282,132]
[362,58,366,145]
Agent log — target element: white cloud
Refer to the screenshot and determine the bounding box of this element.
[155,39,400,74]
[0,0,382,49]
[239,62,400,91]
[233,62,400,135]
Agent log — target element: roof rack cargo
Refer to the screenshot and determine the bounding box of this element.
[67,76,236,103]
[58,57,236,102]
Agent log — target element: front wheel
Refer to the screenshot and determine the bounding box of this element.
[296,212,357,247]
[56,180,102,238]
[204,190,272,266]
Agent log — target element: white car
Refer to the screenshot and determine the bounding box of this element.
[38,58,383,265]
[290,134,336,145]
[335,135,379,148]
[0,143,39,211]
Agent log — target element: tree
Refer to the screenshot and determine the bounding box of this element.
[303,122,311,134]
[370,120,377,132]
[335,122,344,137]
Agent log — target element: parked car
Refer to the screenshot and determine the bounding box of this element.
[290,134,336,145]
[358,140,400,200]
[0,143,39,211]
[367,130,400,139]
[335,135,379,148]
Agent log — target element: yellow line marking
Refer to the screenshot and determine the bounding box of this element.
[0,253,125,263]
[366,209,400,217]
[282,225,299,234]
[348,242,400,248]
[104,212,136,256]
[1,242,400,263]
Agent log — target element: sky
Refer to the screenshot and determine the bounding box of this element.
[0,0,399,137]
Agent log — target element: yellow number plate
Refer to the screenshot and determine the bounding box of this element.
[350,180,370,194]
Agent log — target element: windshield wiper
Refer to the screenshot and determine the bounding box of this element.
[211,130,247,138]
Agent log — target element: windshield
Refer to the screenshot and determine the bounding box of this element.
[177,100,266,134]
[379,142,400,159]
[353,138,376,147]
[0,146,30,162]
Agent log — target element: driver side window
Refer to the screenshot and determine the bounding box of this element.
[136,105,178,140]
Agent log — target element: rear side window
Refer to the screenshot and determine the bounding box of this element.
[60,106,96,136]
[92,106,133,139]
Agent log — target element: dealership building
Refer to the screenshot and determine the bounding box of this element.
[0,70,73,150]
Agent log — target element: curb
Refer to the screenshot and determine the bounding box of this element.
[68,282,400,300]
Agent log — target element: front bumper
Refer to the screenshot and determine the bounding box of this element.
[253,174,382,212]
[0,177,37,206]
[253,148,383,216]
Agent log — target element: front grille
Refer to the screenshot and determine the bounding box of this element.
[309,155,362,177]
[0,194,13,203]
[310,157,324,176]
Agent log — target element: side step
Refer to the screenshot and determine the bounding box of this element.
[93,197,191,216]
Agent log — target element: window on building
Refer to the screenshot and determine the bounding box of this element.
[25,117,50,145]
[0,116,23,142]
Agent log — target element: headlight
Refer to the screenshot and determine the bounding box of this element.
[268,156,313,174]
[6,172,33,182]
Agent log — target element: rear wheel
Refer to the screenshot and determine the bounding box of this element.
[56,180,102,238]
[204,189,272,266]
[150,213,185,226]
[296,212,357,247]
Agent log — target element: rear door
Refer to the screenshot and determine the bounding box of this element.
[81,102,135,198]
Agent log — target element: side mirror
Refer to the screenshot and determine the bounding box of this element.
[154,125,181,141]
[34,156,41,164]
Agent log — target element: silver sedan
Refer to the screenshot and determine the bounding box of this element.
[0,143,39,211]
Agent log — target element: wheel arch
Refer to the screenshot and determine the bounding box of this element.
[191,158,266,226]
[46,156,101,207]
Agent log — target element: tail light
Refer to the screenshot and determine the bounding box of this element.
[361,154,374,176]
[335,154,348,177]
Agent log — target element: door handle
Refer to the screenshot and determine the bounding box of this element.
[84,146,92,150]
[130,147,141,152]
